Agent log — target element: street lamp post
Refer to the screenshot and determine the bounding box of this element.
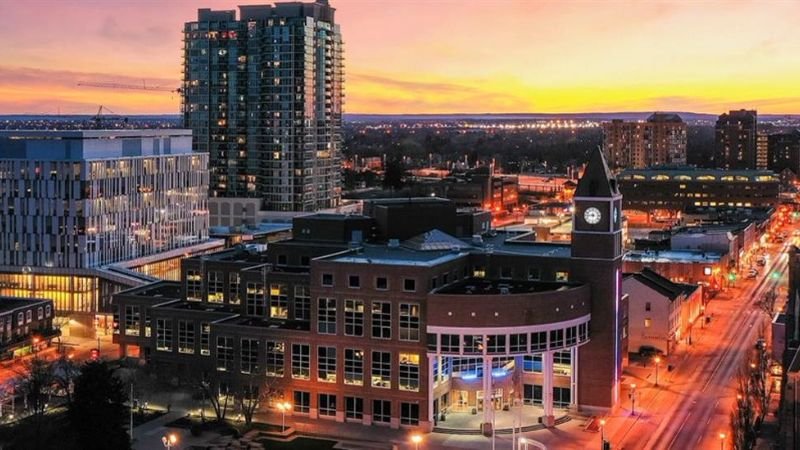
[599,419,606,450]
[276,401,292,432]
[719,432,726,450]
[654,357,661,387]
[629,384,637,416]
[411,434,422,450]
[161,434,177,450]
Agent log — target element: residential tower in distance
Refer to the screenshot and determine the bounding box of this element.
[183,0,344,226]
[714,109,758,170]
[601,112,687,171]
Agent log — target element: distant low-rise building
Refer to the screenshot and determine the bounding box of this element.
[0,297,57,360]
[623,268,703,356]
[624,249,730,291]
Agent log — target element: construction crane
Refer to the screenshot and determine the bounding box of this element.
[90,105,128,129]
[77,81,182,94]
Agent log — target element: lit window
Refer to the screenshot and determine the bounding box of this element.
[645,318,652,328]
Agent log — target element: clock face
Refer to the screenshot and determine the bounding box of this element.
[584,207,602,225]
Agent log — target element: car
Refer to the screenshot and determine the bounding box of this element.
[756,258,766,266]
[746,270,759,279]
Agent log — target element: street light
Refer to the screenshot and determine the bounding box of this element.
[599,419,606,450]
[161,434,177,450]
[276,401,292,432]
[629,383,637,415]
[654,356,661,387]
[719,432,726,450]
[411,434,422,450]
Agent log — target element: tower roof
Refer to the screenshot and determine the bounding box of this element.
[576,147,620,197]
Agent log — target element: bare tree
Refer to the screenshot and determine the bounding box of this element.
[194,374,231,422]
[15,356,53,419]
[235,375,281,426]
[51,353,79,405]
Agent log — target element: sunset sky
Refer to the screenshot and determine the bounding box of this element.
[1,0,798,115]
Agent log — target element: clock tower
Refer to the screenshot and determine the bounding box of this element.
[570,147,624,412]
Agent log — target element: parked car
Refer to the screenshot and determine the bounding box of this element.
[746,269,759,279]
[756,258,766,266]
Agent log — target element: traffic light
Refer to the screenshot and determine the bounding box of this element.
[90,348,99,361]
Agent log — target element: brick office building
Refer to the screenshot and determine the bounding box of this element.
[112,149,625,432]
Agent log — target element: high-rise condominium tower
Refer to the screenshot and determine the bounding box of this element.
[714,110,758,170]
[183,1,343,223]
[601,113,687,171]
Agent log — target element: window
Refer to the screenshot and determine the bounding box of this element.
[36,307,43,320]
[523,355,543,373]
[25,310,31,323]
[216,336,233,371]
[291,344,310,380]
[500,266,512,279]
[400,403,419,425]
[277,254,287,265]
[178,320,195,354]
[145,311,151,337]
[371,351,392,388]
[124,305,140,337]
[375,277,388,290]
[294,391,310,414]
[16,313,22,326]
[427,334,437,352]
[473,266,486,278]
[207,271,224,303]
[200,322,211,356]
[645,318,652,328]
[510,334,527,353]
[528,267,541,281]
[269,284,288,319]
[554,350,572,377]
[523,384,543,406]
[578,322,589,342]
[319,394,337,417]
[322,273,334,287]
[266,341,285,377]
[531,331,547,351]
[156,318,172,352]
[317,346,337,383]
[345,397,363,420]
[553,387,571,407]
[555,271,569,282]
[348,275,360,288]
[344,349,364,386]
[703,267,712,276]
[228,273,241,305]
[317,298,337,334]
[371,301,391,339]
[294,286,310,321]
[403,278,416,292]
[399,353,420,392]
[344,299,364,336]
[565,326,577,346]
[463,335,483,354]
[45,305,51,317]
[245,282,266,316]
[241,338,259,374]
[441,334,460,353]
[645,302,651,312]
[487,335,506,354]
[399,303,420,341]
[549,329,564,349]
[373,400,391,424]
[186,270,202,301]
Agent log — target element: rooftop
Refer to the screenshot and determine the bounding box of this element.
[0,129,194,161]
[619,167,778,182]
[624,268,698,301]
[0,296,50,312]
[320,244,468,267]
[117,281,182,301]
[217,316,311,332]
[435,278,580,296]
[624,249,723,264]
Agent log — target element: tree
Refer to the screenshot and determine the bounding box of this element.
[195,373,231,422]
[16,356,53,422]
[235,376,281,426]
[68,361,131,450]
[51,354,79,406]
[382,157,407,191]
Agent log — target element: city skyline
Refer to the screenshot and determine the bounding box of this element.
[1,0,799,115]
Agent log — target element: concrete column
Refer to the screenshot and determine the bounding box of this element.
[542,351,555,427]
[428,354,436,429]
[481,355,494,435]
[570,346,578,409]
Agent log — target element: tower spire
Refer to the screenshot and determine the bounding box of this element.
[576,146,619,198]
